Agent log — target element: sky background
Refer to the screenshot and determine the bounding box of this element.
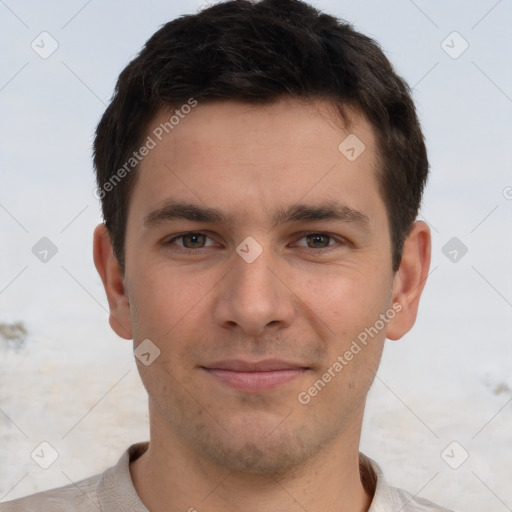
[1,1,511,510]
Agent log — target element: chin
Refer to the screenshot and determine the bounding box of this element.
[184,416,334,475]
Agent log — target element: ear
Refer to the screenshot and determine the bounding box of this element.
[93,224,133,339]
[386,221,431,341]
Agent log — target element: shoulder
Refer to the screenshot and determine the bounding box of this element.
[0,474,102,512]
[0,443,149,512]
[359,453,456,512]
[385,485,456,512]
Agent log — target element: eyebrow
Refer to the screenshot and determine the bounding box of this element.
[143,200,370,231]
[272,202,369,228]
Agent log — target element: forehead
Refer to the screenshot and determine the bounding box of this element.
[129,97,384,227]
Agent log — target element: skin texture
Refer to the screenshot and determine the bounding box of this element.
[94,97,431,512]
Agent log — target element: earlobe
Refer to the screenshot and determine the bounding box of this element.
[93,224,133,340]
[386,221,431,341]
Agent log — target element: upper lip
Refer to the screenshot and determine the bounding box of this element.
[202,359,308,372]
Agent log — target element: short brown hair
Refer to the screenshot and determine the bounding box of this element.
[94,0,428,272]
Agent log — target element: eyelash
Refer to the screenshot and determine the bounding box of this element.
[164,231,346,254]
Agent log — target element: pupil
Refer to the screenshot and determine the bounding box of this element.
[185,233,204,248]
[309,234,328,248]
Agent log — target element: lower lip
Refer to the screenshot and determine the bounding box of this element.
[202,368,307,392]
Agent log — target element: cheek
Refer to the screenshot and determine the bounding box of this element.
[128,265,188,340]
[296,265,389,337]
[128,262,220,355]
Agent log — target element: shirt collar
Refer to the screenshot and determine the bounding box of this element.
[97,443,393,511]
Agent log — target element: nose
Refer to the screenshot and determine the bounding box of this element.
[213,248,296,337]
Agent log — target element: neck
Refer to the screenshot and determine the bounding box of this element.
[130,405,373,512]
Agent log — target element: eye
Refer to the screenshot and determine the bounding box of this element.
[165,232,216,250]
[293,232,343,250]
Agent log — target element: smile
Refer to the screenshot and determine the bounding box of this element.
[201,359,309,392]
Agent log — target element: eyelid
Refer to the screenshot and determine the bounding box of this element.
[290,231,347,248]
[165,231,219,249]
[163,230,347,252]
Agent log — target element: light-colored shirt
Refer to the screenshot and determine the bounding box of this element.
[0,442,455,511]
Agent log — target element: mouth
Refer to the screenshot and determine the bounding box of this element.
[200,359,309,392]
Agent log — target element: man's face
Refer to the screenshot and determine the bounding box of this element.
[121,97,397,473]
